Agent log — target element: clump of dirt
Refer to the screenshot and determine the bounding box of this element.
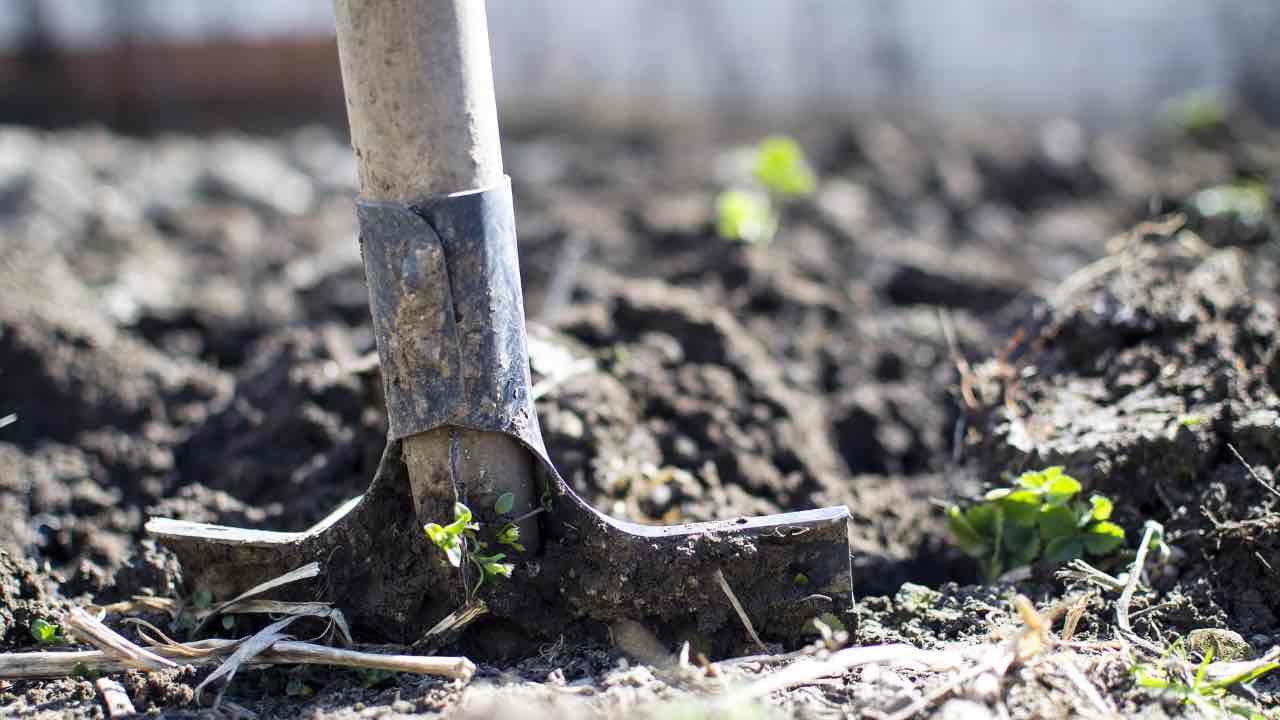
[966,218,1280,642]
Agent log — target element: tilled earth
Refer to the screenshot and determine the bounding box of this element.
[1,113,1279,717]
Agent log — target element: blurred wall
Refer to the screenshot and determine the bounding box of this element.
[0,0,1275,131]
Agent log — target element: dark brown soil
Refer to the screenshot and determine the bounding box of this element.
[1,113,1279,717]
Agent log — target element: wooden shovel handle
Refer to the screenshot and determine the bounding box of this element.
[333,0,537,556]
[334,0,503,200]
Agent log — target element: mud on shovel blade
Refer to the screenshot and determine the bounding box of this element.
[147,0,851,648]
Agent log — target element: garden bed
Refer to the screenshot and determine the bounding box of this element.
[0,112,1278,717]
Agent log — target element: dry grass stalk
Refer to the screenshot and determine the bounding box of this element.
[0,632,476,682]
[193,562,320,636]
[713,568,767,653]
[66,608,178,672]
[196,616,300,707]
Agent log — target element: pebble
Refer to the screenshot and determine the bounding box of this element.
[938,698,996,720]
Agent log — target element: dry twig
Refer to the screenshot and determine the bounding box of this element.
[714,568,767,653]
[1227,443,1280,501]
[95,678,136,718]
[66,608,178,672]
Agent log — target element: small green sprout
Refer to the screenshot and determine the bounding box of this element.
[360,668,395,689]
[496,523,525,552]
[815,612,847,635]
[29,619,62,645]
[193,590,213,610]
[1176,414,1205,429]
[1134,638,1277,719]
[947,467,1126,581]
[715,135,816,245]
[424,502,476,568]
[424,502,517,602]
[1191,180,1271,227]
[715,190,776,244]
[752,135,817,197]
[285,678,314,699]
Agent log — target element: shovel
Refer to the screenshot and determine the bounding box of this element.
[148,0,851,653]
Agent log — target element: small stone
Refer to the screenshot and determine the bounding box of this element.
[1187,628,1252,661]
[938,698,995,720]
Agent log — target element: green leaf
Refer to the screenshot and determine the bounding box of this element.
[1016,469,1049,489]
[1134,665,1170,689]
[1038,505,1078,541]
[752,136,817,197]
[965,504,998,537]
[443,503,474,535]
[1045,474,1082,505]
[1089,495,1113,521]
[194,590,213,610]
[998,489,1042,526]
[1044,536,1085,564]
[484,561,514,579]
[1002,524,1040,568]
[494,492,515,516]
[946,506,989,558]
[716,190,777,244]
[30,619,59,645]
[424,523,448,546]
[443,540,463,568]
[425,523,464,567]
[1083,521,1126,556]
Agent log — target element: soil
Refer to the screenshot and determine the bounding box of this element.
[1,112,1279,717]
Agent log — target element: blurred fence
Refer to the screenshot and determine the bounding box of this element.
[0,0,1277,131]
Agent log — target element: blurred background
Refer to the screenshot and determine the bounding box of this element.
[1,0,1278,133]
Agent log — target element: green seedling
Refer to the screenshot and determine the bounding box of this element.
[947,467,1126,581]
[360,668,396,689]
[716,135,816,244]
[1134,638,1278,719]
[496,523,524,552]
[29,619,62,645]
[1161,89,1228,136]
[424,502,477,569]
[1191,180,1272,227]
[716,190,776,245]
[752,135,817,197]
[424,501,517,601]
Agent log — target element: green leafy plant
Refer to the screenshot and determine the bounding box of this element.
[1134,638,1278,719]
[947,467,1126,581]
[423,498,521,601]
[29,619,62,645]
[716,135,816,244]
